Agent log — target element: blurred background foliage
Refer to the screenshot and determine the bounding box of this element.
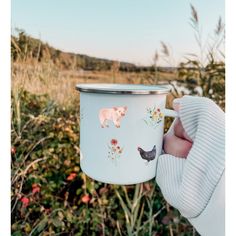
[11,5,224,236]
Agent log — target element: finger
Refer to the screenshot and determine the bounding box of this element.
[174,118,192,142]
[163,133,192,158]
[173,118,185,139]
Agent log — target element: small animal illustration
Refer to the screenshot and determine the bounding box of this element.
[99,106,128,128]
[137,145,157,163]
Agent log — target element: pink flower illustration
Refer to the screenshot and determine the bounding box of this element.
[111,139,118,146]
[108,139,124,164]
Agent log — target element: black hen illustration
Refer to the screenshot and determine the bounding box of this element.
[137,145,156,162]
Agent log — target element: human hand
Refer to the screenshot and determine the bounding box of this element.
[163,118,192,159]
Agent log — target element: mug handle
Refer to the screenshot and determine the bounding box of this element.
[163,108,179,118]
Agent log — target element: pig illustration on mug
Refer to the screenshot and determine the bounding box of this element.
[99,106,128,128]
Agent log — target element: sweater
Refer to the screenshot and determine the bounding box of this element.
[156,96,225,236]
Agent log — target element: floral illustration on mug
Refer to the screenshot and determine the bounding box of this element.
[143,105,163,128]
[108,139,124,165]
[99,106,128,128]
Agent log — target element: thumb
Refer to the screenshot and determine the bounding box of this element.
[156,154,185,209]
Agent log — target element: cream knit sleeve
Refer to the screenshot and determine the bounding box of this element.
[155,96,225,235]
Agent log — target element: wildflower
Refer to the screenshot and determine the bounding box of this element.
[81,194,90,204]
[111,139,118,146]
[157,108,160,112]
[159,113,163,118]
[32,183,40,194]
[117,146,120,149]
[67,173,77,181]
[11,147,16,155]
[20,197,30,208]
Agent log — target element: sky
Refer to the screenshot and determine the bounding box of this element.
[11,0,224,66]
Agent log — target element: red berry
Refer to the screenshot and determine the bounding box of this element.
[32,183,41,194]
[67,173,77,181]
[81,194,90,204]
[20,197,30,208]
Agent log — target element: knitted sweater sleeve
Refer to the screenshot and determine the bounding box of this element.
[155,96,225,236]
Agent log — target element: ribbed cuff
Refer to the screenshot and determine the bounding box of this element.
[177,96,225,217]
[156,154,185,210]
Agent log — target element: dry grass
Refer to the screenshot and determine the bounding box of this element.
[11,61,175,107]
[12,61,80,107]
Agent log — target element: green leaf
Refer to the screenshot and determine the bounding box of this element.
[51,217,63,228]
[115,189,131,222]
[36,217,48,233]
[76,188,82,195]
[12,231,22,236]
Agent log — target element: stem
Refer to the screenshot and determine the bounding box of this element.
[11,157,47,213]
[166,203,174,236]
[134,205,165,234]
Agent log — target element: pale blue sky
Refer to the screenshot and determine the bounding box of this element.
[11,0,224,66]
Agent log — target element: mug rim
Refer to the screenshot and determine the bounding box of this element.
[76,83,171,95]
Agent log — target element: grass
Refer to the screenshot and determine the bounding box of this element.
[11,61,177,108]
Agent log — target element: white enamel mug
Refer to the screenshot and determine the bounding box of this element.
[76,84,177,185]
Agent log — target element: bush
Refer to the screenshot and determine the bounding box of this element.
[11,90,196,235]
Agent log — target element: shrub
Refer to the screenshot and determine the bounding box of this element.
[11,90,196,235]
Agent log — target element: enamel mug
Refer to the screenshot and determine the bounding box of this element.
[76,84,177,185]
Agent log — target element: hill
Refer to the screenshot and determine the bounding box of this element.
[11,30,139,71]
[11,30,178,73]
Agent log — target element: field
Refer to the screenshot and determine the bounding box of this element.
[11,61,178,107]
